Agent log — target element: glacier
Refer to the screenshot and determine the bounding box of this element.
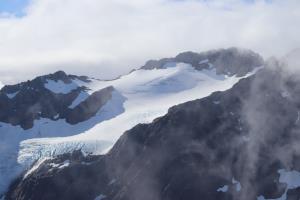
[0,62,261,196]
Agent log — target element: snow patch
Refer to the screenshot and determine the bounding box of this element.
[108,179,116,185]
[217,185,229,192]
[162,62,178,68]
[216,178,241,193]
[49,160,70,169]
[49,163,60,168]
[232,177,241,192]
[199,59,209,64]
[94,194,106,200]
[58,160,70,169]
[281,91,290,98]
[213,101,220,105]
[54,114,59,120]
[68,91,90,108]
[278,169,300,189]
[23,157,49,179]
[257,169,300,200]
[6,91,19,99]
[44,79,79,94]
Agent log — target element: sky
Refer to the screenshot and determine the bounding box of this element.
[0,0,29,16]
[0,0,299,84]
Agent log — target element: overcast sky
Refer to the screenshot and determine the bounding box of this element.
[0,0,299,84]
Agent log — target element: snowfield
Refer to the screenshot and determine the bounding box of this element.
[257,169,300,200]
[0,62,260,195]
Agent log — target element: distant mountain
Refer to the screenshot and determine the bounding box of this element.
[6,61,300,200]
[0,71,115,129]
[142,47,263,77]
[0,48,264,197]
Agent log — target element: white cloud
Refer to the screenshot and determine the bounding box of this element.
[0,0,299,84]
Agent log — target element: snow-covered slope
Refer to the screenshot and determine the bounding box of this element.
[0,89,125,195]
[18,63,260,170]
[0,53,263,196]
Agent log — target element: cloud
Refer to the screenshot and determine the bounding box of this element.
[0,0,299,84]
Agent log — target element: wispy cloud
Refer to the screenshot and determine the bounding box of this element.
[0,0,299,84]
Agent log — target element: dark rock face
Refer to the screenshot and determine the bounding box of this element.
[6,151,108,200]
[7,63,300,200]
[142,47,264,77]
[64,86,114,124]
[0,71,114,129]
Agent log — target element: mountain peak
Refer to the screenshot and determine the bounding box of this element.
[0,70,113,129]
[141,47,264,77]
[42,70,82,84]
[50,70,68,79]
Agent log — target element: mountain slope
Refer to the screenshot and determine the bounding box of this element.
[0,48,263,196]
[6,63,300,200]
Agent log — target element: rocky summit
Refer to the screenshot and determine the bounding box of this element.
[142,47,264,77]
[0,71,114,129]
